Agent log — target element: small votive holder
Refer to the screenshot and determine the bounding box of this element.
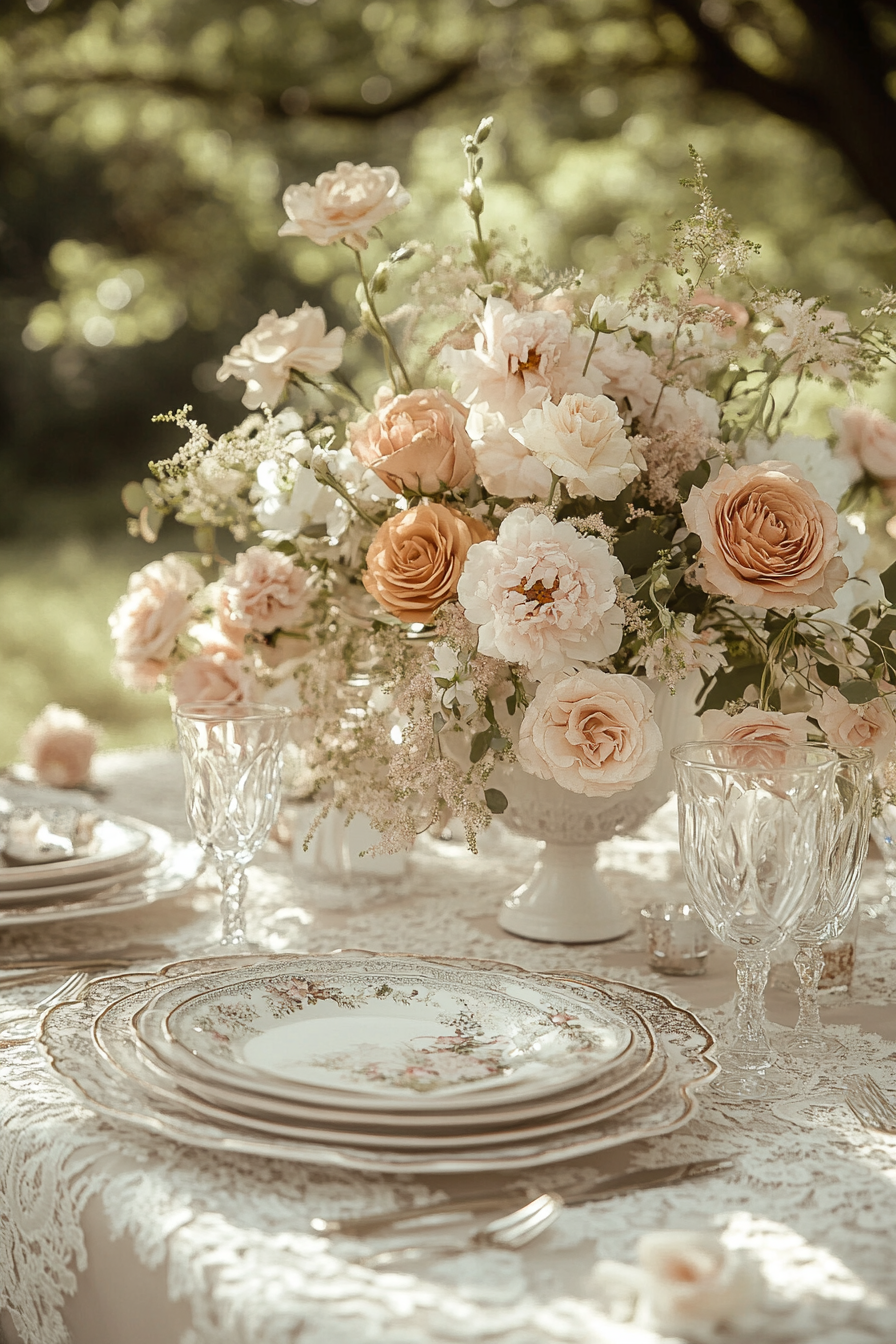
[641,901,710,976]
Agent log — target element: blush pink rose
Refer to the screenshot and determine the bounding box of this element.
[170,655,252,707]
[279,162,410,250]
[700,707,811,769]
[814,686,896,765]
[349,389,476,495]
[18,704,100,788]
[837,405,896,482]
[517,670,663,797]
[110,555,201,690]
[220,547,311,635]
[682,460,848,611]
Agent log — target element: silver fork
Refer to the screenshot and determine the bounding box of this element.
[0,970,90,1046]
[359,1193,562,1268]
[846,1075,896,1134]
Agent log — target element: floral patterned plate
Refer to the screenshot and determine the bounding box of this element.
[128,956,657,1129]
[39,964,717,1173]
[158,957,636,1109]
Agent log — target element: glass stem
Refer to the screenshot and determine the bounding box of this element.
[793,941,825,1040]
[730,948,773,1069]
[217,859,249,946]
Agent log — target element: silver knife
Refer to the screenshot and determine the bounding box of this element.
[312,1157,735,1235]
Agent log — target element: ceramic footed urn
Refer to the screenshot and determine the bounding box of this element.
[493,680,700,944]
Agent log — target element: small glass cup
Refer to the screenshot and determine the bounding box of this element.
[641,900,710,976]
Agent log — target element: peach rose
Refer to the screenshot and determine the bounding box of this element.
[682,460,847,611]
[19,704,100,788]
[362,503,493,623]
[814,686,896,765]
[171,655,252,707]
[220,547,311,635]
[517,670,663,797]
[110,555,201,690]
[349,389,476,495]
[837,405,896,481]
[279,162,410,250]
[700,706,811,769]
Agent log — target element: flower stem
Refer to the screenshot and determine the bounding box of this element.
[353,249,412,394]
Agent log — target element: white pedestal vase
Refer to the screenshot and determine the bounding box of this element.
[494,679,700,944]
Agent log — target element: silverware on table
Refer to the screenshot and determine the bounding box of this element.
[0,969,91,1045]
[312,1156,736,1237]
[846,1075,896,1134]
[359,1194,563,1267]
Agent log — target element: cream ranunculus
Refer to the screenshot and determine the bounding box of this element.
[220,547,311,635]
[682,460,848,611]
[814,686,896,765]
[457,508,623,675]
[279,162,410,250]
[217,306,345,410]
[520,393,644,499]
[349,389,476,495]
[517,670,662,796]
[836,404,896,482]
[18,704,100,788]
[362,503,493,624]
[109,554,201,690]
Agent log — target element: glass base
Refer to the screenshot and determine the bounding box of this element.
[787,1030,847,1060]
[710,1050,799,1102]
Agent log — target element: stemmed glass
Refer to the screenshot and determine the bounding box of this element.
[173,703,293,947]
[789,747,873,1060]
[672,740,840,1101]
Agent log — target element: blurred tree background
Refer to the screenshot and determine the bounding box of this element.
[1,0,895,761]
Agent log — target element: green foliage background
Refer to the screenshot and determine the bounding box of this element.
[1,0,895,761]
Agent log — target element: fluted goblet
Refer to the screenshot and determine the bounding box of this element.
[789,747,873,1060]
[672,740,840,1101]
[174,703,293,947]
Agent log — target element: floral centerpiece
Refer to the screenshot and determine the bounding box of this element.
[112,120,896,854]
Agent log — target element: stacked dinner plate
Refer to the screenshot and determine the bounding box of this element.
[39,952,718,1172]
[0,803,203,926]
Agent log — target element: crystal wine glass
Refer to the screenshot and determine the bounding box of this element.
[789,747,873,1060]
[672,740,840,1101]
[173,703,293,947]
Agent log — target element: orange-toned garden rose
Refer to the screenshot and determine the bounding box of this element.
[349,389,476,495]
[362,503,493,623]
[682,460,847,611]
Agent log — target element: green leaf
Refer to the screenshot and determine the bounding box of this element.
[505,690,517,716]
[470,729,492,764]
[631,330,654,357]
[432,713,446,733]
[677,459,711,500]
[121,481,149,515]
[880,560,896,607]
[815,661,840,686]
[434,677,452,689]
[699,663,765,712]
[613,520,668,572]
[841,680,880,704]
[851,607,871,629]
[484,789,508,815]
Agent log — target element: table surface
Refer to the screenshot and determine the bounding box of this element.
[2,748,896,1344]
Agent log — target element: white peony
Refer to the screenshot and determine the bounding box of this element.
[217,305,345,409]
[468,411,552,499]
[520,393,644,499]
[441,297,606,423]
[456,507,623,674]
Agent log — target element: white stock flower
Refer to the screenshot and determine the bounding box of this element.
[469,411,552,499]
[217,305,345,409]
[521,393,644,499]
[745,433,854,511]
[441,297,605,423]
[457,507,624,674]
[430,643,477,713]
[254,458,336,539]
[279,162,410,250]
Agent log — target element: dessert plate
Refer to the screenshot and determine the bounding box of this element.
[157,958,635,1109]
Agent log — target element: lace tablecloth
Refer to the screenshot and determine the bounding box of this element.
[3,748,896,1344]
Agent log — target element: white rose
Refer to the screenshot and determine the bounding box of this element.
[279,162,410,250]
[521,393,643,499]
[217,305,345,410]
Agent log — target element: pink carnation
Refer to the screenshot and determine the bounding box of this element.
[110,555,201,691]
[220,547,311,635]
[171,655,253,707]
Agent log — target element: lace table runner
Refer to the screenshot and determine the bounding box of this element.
[2,749,896,1344]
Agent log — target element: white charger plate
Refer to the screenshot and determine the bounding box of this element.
[0,853,156,906]
[0,816,152,889]
[129,958,656,1129]
[39,963,718,1173]
[157,958,635,1110]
